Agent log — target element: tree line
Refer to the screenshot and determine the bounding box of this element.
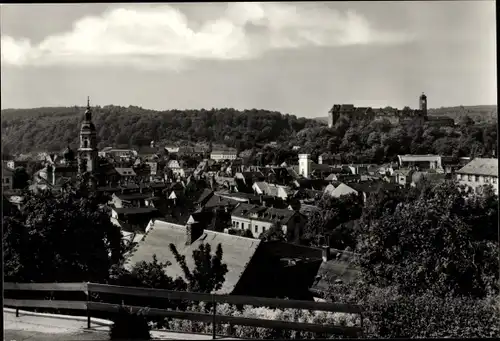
[1,105,497,165]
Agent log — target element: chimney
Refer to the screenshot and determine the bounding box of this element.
[322,246,331,262]
[186,221,203,245]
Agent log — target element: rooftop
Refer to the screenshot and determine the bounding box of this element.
[457,158,498,177]
[127,220,261,294]
[231,203,297,225]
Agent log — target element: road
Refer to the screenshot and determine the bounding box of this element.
[4,309,239,340]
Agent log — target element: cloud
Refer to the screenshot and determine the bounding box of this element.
[1,3,412,70]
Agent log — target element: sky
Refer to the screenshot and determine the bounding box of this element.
[0,1,496,118]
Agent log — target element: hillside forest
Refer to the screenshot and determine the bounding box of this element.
[1,105,497,164]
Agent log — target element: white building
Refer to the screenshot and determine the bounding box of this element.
[210,150,238,162]
[298,154,312,178]
[230,203,303,238]
[456,158,498,195]
[2,166,13,191]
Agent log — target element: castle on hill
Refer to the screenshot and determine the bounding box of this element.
[328,93,454,128]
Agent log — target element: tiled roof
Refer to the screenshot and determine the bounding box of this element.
[310,249,360,295]
[457,158,498,177]
[127,220,261,294]
[393,169,413,176]
[113,207,159,215]
[194,189,214,205]
[114,192,151,201]
[329,183,358,198]
[231,203,297,225]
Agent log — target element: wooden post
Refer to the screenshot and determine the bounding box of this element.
[360,311,364,338]
[212,295,217,340]
[86,284,91,329]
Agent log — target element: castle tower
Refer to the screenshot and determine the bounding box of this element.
[419,92,427,116]
[298,154,311,178]
[78,97,98,175]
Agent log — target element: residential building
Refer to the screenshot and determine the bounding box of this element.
[456,158,498,195]
[230,203,305,239]
[252,181,292,200]
[397,154,443,171]
[210,149,238,162]
[6,160,29,170]
[393,169,414,187]
[2,166,14,191]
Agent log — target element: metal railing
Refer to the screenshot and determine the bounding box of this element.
[4,282,364,338]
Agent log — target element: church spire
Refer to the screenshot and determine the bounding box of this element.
[84,96,92,121]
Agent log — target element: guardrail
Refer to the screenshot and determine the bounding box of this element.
[4,282,364,338]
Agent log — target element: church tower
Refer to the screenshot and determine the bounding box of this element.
[419,92,427,116]
[78,97,98,175]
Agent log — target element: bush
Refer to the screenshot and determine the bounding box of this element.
[329,284,500,338]
[158,301,358,339]
[109,305,152,340]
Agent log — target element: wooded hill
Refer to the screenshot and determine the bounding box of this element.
[1,106,320,154]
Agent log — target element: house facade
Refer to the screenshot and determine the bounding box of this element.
[210,150,238,162]
[230,203,305,239]
[456,158,498,195]
[2,167,14,191]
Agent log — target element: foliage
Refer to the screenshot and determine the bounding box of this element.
[169,243,228,293]
[12,166,30,189]
[327,283,500,338]
[161,301,357,339]
[300,194,363,249]
[2,105,497,164]
[259,223,286,242]
[356,181,499,298]
[109,305,151,340]
[1,106,317,154]
[2,187,124,283]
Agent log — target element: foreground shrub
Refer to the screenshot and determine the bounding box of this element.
[329,283,500,338]
[110,305,151,340]
[158,301,358,339]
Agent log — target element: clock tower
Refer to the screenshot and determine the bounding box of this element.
[78,97,98,175]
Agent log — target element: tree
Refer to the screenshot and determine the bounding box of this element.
[3,187,124,283]
[12,166,30,189]
[259,223,286,242]
[169,243,228,293]
[356,181,499,298]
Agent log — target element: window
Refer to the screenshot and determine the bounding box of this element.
[493,177,497,184]
[468,175,473,181]
[485,176,490,183]
[241,223,245,230]
[456,174,461,180]
[255,226,258,233]
[232,221,235,227]
[474,175,478,182]
[236,222,239,228]
[5,178,10,184]
[84,140,88,148]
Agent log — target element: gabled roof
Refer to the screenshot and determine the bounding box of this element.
[127,220,261,294]
[393,169,413,176]
[194,188,214,205]
[231,203,297,225]
[457,158,498,177]
[329,183,358,198]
